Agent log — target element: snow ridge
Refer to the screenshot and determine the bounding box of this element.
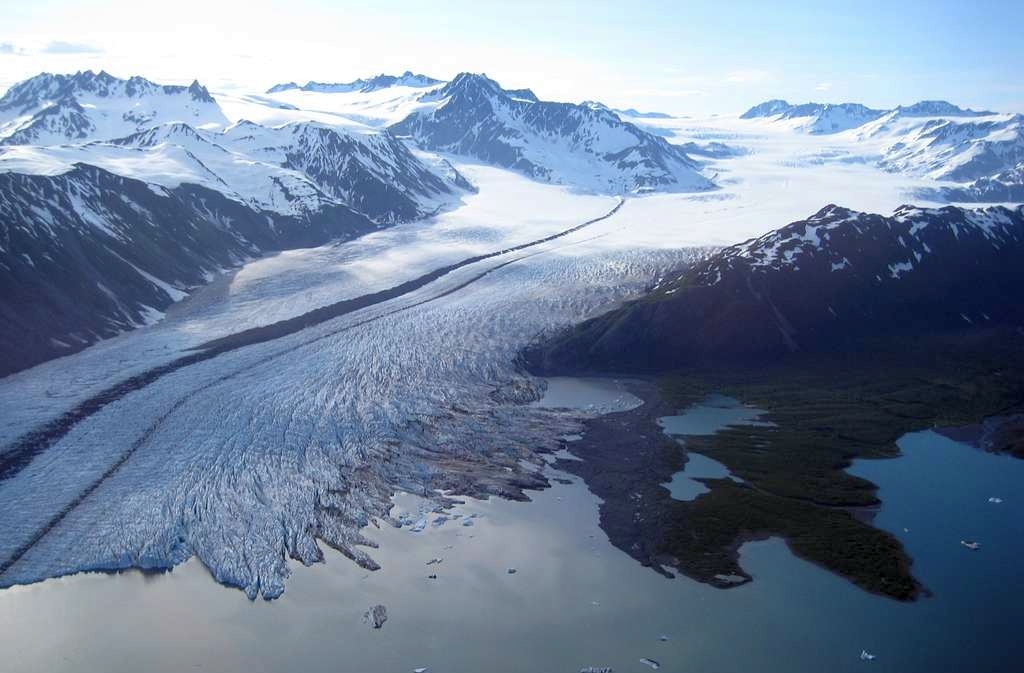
[391,73,714,194]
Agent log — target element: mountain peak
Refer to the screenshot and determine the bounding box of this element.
[444,72,502,93]
[266,72,442,95]
[187,79,216,103]
[740,99,792,119]
[895,100,994,117]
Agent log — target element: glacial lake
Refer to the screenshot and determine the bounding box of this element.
[658,393,766,499]
[1,385,1022,673]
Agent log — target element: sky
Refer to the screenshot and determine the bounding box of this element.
[1,0,1022,116]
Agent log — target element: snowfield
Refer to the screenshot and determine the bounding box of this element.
[2,75,1022,598]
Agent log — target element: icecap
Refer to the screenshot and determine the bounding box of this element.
[261,83,443,128]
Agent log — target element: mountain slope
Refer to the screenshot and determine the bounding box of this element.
[0,70,226,145]
[0,71,479,374]
[390,73,713,194]
[740,99,886,134]
[0,164,376,376]
[875,113,1024,182]
[529,203,1024,373]
[742,97,1024,202]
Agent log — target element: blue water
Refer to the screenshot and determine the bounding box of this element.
[842,430,1024,673]
[656,394,1024,672]
[1,430,1020,672]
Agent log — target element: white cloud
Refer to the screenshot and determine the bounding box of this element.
[815,81,833,92]
[622,88,706,98]
[42,41,103,54]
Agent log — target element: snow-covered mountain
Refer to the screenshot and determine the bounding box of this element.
[267,71,442,94]
[0,70,227,145]
[870,113,1024,181]
[529,203,1024,372]
[0,70,477,372]
[740,99,886,134]
[0,164,377,375]
[390,73,713,193]
[741,97,1024,201]
[856,110,1024,201]
[582,101,672,119]
[217,119,464,221]
[894,100,994,117]
[0,71,464,222]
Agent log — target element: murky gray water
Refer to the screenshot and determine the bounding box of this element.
[532,377,643,413]
[662,452,735,500]
[2,384,1021,673]
[657,393,769,436]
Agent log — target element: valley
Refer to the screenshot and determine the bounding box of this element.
[0,63,1022,673]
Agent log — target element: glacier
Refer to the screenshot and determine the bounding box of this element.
[3,72,1023,600]
[0,164,707,598]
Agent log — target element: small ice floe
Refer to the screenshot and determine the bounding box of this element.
[580,667,613,673]
[989,497,1003,504]
[961,540,981,551]
[507,567,517,574]
[657,634,670,642]
[409,518,427,533]
[639,657,661,669]
[413,668,429,673]
[362,604,388,629]
[432,516,449,527]
[860,649,876,661]
[426,557,443,566]
[462,518,475,527]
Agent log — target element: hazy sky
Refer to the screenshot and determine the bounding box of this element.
[1,0,1022,115]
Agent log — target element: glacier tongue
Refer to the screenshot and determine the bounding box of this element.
[0,175,707,599]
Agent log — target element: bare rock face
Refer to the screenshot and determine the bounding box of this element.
[363,604,388,629]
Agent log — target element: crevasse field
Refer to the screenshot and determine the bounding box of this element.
[0,106,1000,598]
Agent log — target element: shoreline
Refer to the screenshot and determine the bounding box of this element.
[550,376,923,598]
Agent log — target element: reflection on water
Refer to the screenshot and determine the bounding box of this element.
[1,432,1021,672]
[657,393,770,436]
[658,394,762,500]
[662,452,734,500]
[531,377,643,413]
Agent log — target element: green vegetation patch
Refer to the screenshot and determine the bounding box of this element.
[655,330,1024,600]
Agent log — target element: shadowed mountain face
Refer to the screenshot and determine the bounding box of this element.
[0,165,376,376]
[527,204,1024,374]
[0,70,476,376]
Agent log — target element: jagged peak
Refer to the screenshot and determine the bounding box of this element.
[187,79,215,103]
[0,70,218,112]
[443,72,503,95]
[266,72,442,95]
